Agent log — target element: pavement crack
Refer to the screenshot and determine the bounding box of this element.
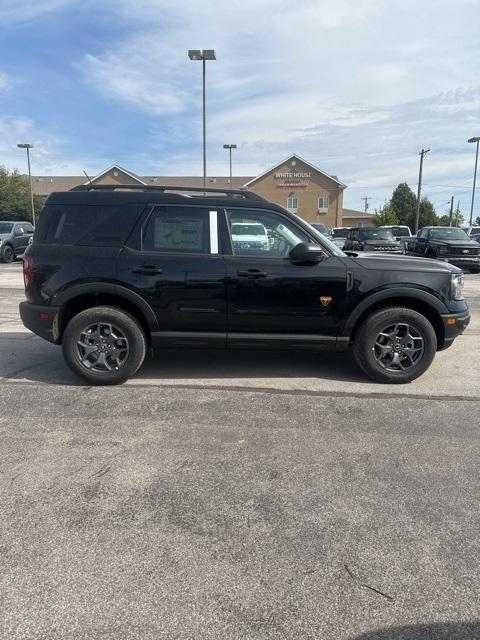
[344,564,394,602]
[88,464,111,479]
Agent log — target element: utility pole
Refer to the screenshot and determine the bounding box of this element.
[414,148,430,233]
[448,196,454,226]
[361,196,370,213]
[455,200,460,226]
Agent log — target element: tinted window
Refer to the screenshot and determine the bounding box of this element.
[142,207,210,254]
[429,228,470,241]
[358,229,394,241]
[226,209,311,257]
[37,204,140,246]
[332,228,350,238]
[0,223,13,233]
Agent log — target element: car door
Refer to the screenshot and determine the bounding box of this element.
[415,229,428,255]
[222,207,348,349]
[12,224,29,254]
[115,204,227,348]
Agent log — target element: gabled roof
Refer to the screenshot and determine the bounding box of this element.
[242,154,347,189]
[83,164,146,186]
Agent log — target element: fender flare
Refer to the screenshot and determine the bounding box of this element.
[53,282,159,331]
[341,287,449,336]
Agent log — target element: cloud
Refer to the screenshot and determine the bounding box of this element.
[0,0,75,26]
[0,72,10,91]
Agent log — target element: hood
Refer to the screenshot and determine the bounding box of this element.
[429,239,479,247]
[347,252,461,274]
[232,234,267,242]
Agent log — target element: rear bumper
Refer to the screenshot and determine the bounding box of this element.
[439,310,470,350]
[19,301,60,344]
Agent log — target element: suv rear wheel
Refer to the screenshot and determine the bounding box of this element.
[0,244,15,263]
[353,307,437,383]
[62,307,146,385]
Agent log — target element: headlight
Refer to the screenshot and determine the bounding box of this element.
[438,246,448,254]
[451,274,464,300]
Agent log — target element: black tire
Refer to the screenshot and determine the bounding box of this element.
[62,306,146,385]
[0,244,15,263]
[353,307,437,384]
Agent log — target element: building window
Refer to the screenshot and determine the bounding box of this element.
[318,196,330,212]
[287,196,298,211]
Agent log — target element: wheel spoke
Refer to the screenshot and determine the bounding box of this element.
[373,321,424,372]
[75,322,129,373]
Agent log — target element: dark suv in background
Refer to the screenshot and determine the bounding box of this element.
[343,227,403,254]
[0,221,35,262]
[20,185,469,385]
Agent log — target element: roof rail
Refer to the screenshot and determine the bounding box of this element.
[70,183,267,201]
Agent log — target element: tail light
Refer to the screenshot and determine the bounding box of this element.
[23,255,34,289]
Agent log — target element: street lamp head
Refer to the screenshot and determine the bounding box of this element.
[188,49,203,60]
[202,49,216,60]
[17,143,33,149]
[468,137,480,143]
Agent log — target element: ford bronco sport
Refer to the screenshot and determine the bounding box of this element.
[20,185,470,385]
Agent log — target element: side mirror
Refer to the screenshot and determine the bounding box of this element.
[14,229,23,236]
[289,242,325,263]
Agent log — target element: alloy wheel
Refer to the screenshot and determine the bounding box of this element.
[373,322,424,372]
[75,322,129,372]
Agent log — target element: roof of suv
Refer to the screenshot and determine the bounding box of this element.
[45,184,287,213]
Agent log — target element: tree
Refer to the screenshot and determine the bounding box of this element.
[371,203,398,227]
[475,216,480,227]
[0,166,43,222]
[418,197,439,228]
[390,183,417,228]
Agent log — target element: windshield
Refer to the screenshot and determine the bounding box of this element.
[332,228,350,238]
[430,228,470,241]
[304,222,346,256]
[359,229,394,241]
[390,226,410,236]
[0,223,14,234]
[231,224,266,236]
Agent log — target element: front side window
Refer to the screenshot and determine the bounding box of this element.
[13,224,24,235]
[226,209,312,258]
[318,196,330,211]
[142,207,210,254]
[287,197,298,211]
[0,223,13,234]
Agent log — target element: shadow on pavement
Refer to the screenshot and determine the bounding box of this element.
[0,332,367,385]
[353,621,480,640]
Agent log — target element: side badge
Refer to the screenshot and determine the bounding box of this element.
[320,296,333,306]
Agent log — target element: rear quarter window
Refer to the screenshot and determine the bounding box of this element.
[35,204,141,246]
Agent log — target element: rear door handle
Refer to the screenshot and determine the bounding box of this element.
[237,269,268,279]
[133,265,163,275]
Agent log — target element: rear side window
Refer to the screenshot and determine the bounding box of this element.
[141,207,210,254]
[36,204,141,246]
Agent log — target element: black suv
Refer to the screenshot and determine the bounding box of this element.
[343,227,402,253]
[20,185,470,385]
[0,220,35,262]
[405,226,480,273]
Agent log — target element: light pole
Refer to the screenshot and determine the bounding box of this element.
[188,49,216,191]
[17,143,35,225]
[468,136,480,227]
[223,144,237,186]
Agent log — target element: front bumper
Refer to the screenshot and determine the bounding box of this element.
[439,310,470,350]
[19,301,60,344]
[442,256,480,269]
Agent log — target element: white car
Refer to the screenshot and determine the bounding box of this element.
[230,222,270,251]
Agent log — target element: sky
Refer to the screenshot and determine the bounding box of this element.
[0,0,479,214]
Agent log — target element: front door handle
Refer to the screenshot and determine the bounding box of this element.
[133,265,163,275]
[237,269,268,279]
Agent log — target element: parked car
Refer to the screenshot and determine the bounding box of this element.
[404,226,480,273]
[343,227,403,253]
[463,226,480,237]
[330,227,351,249]
[20,185,469,385]
[0,221,35,263]
[470,233,480,245]
[230,221,270,252]
[378,224,412,245]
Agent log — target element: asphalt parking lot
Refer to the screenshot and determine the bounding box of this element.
[1,261,479,639]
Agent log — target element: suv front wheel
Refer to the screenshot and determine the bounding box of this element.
[62,307,146,385]
[353,307,437,383]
